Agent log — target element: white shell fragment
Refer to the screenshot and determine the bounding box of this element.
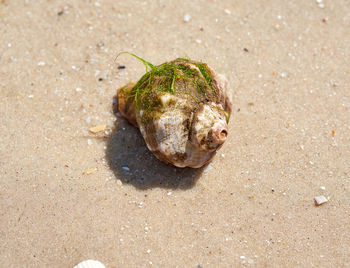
[74,260,105,268]
[183,14,191,22]
[314,195,328,206]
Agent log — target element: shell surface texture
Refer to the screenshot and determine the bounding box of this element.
[117,54,232,168]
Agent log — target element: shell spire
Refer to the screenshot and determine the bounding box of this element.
[117,55,232,168]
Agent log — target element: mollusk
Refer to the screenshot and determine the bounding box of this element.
[117,56,232,168]
[74,260,105,268]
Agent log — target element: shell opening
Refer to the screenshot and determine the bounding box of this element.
[216,129,228,144]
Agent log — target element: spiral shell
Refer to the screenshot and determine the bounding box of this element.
[74,260,105,268]
[117,58,232,168]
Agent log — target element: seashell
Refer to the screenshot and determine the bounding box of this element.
[117,54,232,168]
[74,259,105,268]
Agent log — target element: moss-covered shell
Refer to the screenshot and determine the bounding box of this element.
[117,57,232,168]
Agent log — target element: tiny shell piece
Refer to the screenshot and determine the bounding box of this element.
[89,125,107,133]
[183,14,191,22]
[314,195,328,206]
[85,168,96,175]
[74,260,105,268]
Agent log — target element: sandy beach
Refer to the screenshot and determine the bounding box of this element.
[1,0,349,267]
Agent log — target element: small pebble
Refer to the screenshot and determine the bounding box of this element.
[183,14,191,22]
[274,24,281,30]
[314,195,328,206]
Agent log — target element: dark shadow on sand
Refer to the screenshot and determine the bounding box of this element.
[105,97,204,190]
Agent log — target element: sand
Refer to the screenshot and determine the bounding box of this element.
[1,0,349,267]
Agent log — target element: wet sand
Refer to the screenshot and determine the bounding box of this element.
[1,0,349,267]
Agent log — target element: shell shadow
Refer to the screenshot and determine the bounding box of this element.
[105,97,204,190]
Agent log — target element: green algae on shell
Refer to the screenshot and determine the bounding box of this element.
[117,54,232,168]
